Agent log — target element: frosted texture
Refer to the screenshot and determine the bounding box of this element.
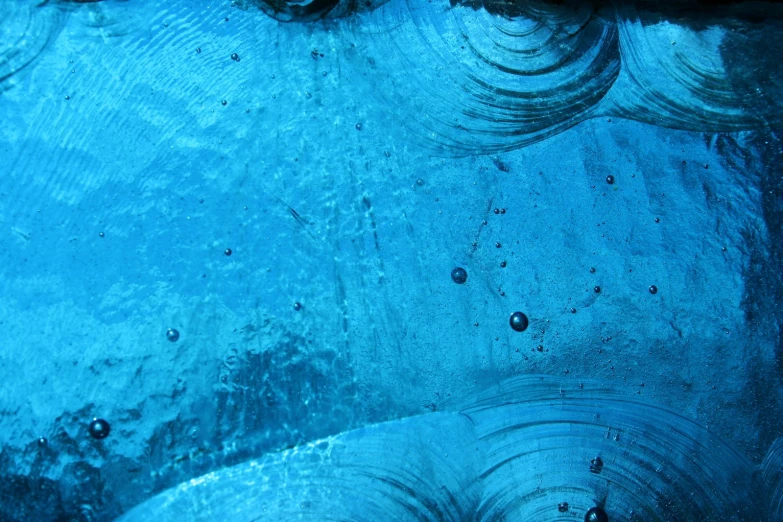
[119,377,770,521]
[0,0,782,520]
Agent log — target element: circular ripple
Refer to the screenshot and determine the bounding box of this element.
[599,3,769,131]
[118,376,771,521]
[0,1,63,90]
[461,376,767,521]
[339,0,777,155]
[341,0,620,154]
[117,412,483,521]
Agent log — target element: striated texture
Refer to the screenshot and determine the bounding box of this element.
[463,376,768,521]
[119,376,771,521]
[761,438,783,520]
[338,0,781,153]
[118,412,483,521]
[0,1,63,90]
[341,0,621,154]
[1,1,782,520]
[600,3,769,131]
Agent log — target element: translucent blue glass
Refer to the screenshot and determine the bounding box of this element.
[1,1,782,520]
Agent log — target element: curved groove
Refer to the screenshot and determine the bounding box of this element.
[120,376,771,521]
[0,1,64,89]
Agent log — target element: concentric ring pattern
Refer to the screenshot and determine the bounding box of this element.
[601,2,770,131]
[338,0,779,154]
[119,376,774,521]
[342,0,621,154]
[117,412,484,521]
[462,376,768,521]
[2,1,778,155]
[0,0,63,90]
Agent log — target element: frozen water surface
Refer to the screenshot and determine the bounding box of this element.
[1,0,782,520]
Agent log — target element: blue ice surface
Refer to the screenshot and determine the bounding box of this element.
[0,0,782,520]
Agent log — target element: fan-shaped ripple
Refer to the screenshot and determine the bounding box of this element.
[340,0,778,155]
[117,412,483,521]
[0,1,63,90]
[342,0,620,154]
[119,376,773,521]
[462,376,767,521]
[599,3,770,131]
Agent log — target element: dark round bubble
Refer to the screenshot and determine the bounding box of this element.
[451,267,468,284]
[584,506,609,522]
[293,302,302,311]
[231,52,240,62]
[166,328,180,342]
[37,437,47,447]
[594,286,601,293]
[88,418,111,440]
[509,311,529,332]
[606,175,614,185]
[224,248,232,256]
[649,285,658,294]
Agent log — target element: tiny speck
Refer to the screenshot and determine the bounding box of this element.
[65,95,70,100]
[221,100,227,106]
[99,232,105,238]
[355,123,363,131]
